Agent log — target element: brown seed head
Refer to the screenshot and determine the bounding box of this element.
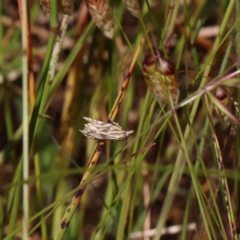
[122,0,140,17]
[86,0,115,39]
[142,48,179,106]
[40,0,74,15]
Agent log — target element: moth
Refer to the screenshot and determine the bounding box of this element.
[80,117,134,141]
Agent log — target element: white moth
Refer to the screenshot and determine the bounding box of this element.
[80,117,134,141]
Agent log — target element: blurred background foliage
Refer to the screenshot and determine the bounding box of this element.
[0,0,240,240]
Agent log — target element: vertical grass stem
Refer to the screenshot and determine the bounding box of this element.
[20,0,29,238]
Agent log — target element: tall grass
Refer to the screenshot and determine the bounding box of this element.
[1,1,240,240]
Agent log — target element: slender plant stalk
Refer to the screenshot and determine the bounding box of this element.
[19,0,29,238]
[52,37,145,240]
[205,94,237,240]
[34,154,48,239]
[50,0,59,29]
[6,162,23,240]
[109,37,145,120]
[0,0,2,67]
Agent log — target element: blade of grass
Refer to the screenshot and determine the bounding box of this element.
[153,1,236,239]
[6,162,22,240]
[205,95,237,240]
[18,0,29,238]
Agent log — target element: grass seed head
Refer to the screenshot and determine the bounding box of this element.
[40,0,74,15]
[86,0,115,39]
[121,0,140,17]
[142,48,179,106]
